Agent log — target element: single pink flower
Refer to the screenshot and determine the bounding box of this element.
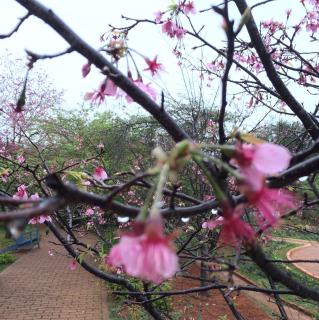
[85,208,95,216]
[104,78,117,96]
[235,143,291,175]
[154,11,163,23]
[126,78,157,103]
[202,205,255,246]
[17,155,25,164]
[162,19,175,37]
[13,185,28,200]
[174,26,187,39]
[107,219,178,283]
[202,216,224,229]
[248,188,296,229]
[93,166,108,181]
[144,56,164,77]
[82,62,91,78]
[68,260,77,271]
[84,79,117,105]
[0,171,9,183]
[233,142,291,192]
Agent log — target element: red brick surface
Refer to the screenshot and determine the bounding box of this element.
[0,231,108,320]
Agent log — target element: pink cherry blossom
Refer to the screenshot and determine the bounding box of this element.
[161,19,186,39]
[252,143,291,174]
[84,79,117,105]
[29,215,52,224]
[162,19,175,37]
[92,166,108,181]
[179,1,196,15]
[0,171,9,183]
[85,208,95,216]
[306,21,319,33]
[232,142,291,193]
[107,219,178,283]
[154,11,163,23]
[144,56,164,77]
[28,193,53,224]
[17,155,25,164]
[174,26,187,39]
[82,62,91,78]
[248,188,296,229]
[202,205,255,246]
[13,184,28,200]
[68,260,77,271]
[202,216,224,229]
[125,78,157,103]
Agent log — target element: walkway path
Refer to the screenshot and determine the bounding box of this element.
[0,231,108,320]
[273,237,319,279]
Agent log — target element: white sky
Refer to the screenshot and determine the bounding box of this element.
[0,0,312,124]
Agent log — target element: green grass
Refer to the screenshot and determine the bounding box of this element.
[239,240,319,317]
[0,225,17,272]
[0,225,14,250]
[271,225,319,242]
[271,215,319,241]
[0,252,16,272]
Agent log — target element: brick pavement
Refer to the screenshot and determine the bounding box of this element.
[0,231,108,320]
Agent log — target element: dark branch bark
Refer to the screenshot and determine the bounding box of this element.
[234,0,319,140]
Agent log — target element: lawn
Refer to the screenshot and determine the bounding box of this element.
[271,215,319,242]
[0,225,16,272]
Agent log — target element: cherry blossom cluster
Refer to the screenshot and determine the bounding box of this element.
[154,1,195,40]
[12,187,52,224]
[203,141,296,246]
[83,29,164,106]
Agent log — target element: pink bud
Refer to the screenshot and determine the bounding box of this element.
[82,62,91,78]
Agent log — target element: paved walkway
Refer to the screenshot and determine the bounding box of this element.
[273,237,319,279]
[0,231,108,320]
[232,274,313,320]
[284,239,319,280]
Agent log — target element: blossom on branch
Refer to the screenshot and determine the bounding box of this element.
[233,142,291,192]
[231,141,296,228]
[144,56,164,77]
[162,19,186,39]
[107,218,178,283]
[13,185,28,200]
[84,79,117,105]
[248,188,296,229]
[92,166,108,181]
[28,193,52,224]
[202,205,255,246]
[17,155,25,164]
[125,77,157,103]
[81,62,91,78]
[179,1,196,15]
[154,11,163,23]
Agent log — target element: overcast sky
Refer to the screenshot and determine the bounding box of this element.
[0,0,308,121]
